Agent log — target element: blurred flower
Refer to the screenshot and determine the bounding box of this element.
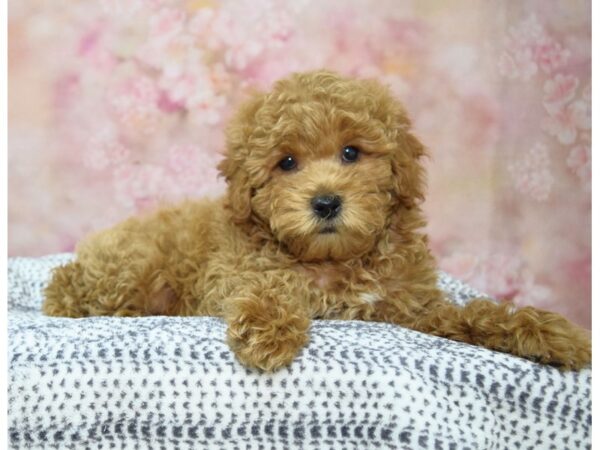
[498,48,538,80]
[109,76,161,135]
[137,30,202,77]
[158,66,227,123]
[207,1,294,72]
[167,144,201,174]
[568,99,591,130]
[77,25,117,71]
[533,39,570,74]
[542,100,589,144]
[439,252,480,281]
[148,7,186,41]
[581,83,591,101]
[441,248,551,306]
[508,142,553,201]
[498,14,569,80]
[512,278,552,308]
[156,90,185,113]
[84,131,131,171]
[567,143,591,190]
[53,73,80,110]
[475,252,527,301]
[113,163,167,211]
[165,144,222,197]
[509,14,545,42]
[543,73,579,112]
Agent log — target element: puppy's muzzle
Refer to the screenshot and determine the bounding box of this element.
[311,194,342,220]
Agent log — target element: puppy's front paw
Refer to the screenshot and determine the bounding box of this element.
[509,308,591,370]
[225,296,310,372]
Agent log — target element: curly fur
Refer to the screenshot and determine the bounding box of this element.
[43,70,591,371]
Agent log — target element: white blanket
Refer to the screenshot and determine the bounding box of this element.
[8,254,591,449]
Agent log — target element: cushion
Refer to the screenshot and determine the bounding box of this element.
[8,254,591,449]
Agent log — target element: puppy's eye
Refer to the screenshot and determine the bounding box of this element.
[278,155,297,171]
[341,146,360,163]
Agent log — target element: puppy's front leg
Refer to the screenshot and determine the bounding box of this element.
[216,272,311,372]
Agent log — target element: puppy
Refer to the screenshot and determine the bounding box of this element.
[43,70,591,371]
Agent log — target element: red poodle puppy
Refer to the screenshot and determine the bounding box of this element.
[43,70,591,372]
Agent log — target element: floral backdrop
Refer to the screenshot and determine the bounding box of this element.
[8,0,591,328]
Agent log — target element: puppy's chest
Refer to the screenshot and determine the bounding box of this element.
[295,263,384,305]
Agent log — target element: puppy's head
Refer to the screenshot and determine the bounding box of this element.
[219,70,426,262]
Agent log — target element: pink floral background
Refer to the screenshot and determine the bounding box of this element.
[8,0,591,328]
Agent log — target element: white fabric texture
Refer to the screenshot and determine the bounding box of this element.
[8,254,591,449]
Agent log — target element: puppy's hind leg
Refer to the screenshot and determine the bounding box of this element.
[43,232,181,318]
[411,298,591,370]
[364,289,590,370]
[43,261,90,317]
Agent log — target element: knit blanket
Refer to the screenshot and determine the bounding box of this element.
[8,254,591,449]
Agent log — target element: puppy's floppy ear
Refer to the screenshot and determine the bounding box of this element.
[218,91,266,224]
[217,154,252,224]
[388,102,428,209]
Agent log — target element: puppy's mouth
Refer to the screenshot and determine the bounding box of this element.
[318,225,337,234]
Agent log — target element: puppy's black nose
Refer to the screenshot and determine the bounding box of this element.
[311,195,342,220]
